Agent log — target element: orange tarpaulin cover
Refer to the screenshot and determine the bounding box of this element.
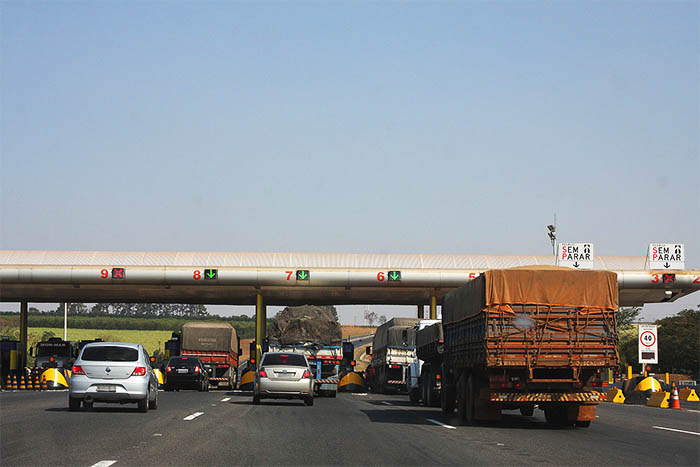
[442,267,618,324]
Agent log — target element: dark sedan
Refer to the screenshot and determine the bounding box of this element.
[163,356,209,391]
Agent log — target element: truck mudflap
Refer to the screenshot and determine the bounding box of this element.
[489,391,605,403]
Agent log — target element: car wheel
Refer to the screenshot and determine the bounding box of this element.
[164,385,173,392]
[138,397,149,413]
[253,394,260,405]
[149,390,158,410]
[69,397,81,412]
[83,401,93,411]
[304,396,314,406]
[198,380,205,392]
[205,381,209,392]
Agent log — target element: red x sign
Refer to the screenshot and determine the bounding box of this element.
[111,268,125,279]
[662,273,675,283]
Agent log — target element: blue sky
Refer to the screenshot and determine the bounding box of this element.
[1,2,698,322]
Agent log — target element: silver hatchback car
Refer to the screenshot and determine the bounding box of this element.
[69,342,158,412]
[253,352,314,406]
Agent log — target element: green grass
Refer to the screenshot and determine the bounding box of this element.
[28,327,173,355]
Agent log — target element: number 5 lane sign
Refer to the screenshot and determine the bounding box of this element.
[638,324,658,364]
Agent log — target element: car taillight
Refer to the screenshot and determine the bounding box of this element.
[194,366,201,373]
[258,369,267,378]
[72,365,85,375]
[131,367,147,377]
[166,366,172,373]
[49,357,55,362]
[302,370,311,378]
[435,374,441,380]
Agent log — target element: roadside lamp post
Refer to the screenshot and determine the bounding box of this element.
[547,224,557,256]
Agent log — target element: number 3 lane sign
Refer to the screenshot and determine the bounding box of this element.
[638,324,658,364]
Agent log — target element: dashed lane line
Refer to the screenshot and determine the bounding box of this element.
[685,409,700,413]
[221,397,231,402]
[381,401,392,405]
[183,412,204,421]
[652,426,700,436]
[91,461,117,467]
[427,419,456,430]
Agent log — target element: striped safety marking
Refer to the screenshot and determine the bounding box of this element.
[315,379,339,384]
[490,391,605,402]
[387,380,406,385]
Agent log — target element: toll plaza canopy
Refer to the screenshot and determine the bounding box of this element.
[0,250,698,306]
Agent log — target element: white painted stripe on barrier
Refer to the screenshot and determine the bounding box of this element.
[427,419,456,430]
[652,426,700,436]
[381,401,392,405]
[91,461,117,467]
[183,412,204,421]
[221,397,231,402]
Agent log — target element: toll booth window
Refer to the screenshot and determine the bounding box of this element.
[82,346,139,362]
[36,344,71,357]
[261,354,307,367]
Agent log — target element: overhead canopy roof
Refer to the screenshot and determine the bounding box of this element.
[0,250,697,307]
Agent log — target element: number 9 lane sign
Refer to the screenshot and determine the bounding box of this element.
[638,324,658,364]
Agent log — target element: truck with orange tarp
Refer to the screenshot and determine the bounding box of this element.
[439,267,618,427]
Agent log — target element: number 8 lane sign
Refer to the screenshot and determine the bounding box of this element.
[638,324,658,364]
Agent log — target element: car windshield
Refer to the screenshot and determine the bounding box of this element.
[82,346,139,362]
[262,354,307,367]
[36,343,72,357]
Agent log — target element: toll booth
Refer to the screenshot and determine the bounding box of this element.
[0,338,19,387]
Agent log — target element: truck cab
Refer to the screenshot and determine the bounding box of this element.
[32,338,76,370]
[408,319,440,402]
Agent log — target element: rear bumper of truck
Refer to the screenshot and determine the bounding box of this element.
[489,391,605,403]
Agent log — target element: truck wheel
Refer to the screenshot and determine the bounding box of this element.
[304,396,314,406]
[520,406,534,417]
[464,374,476,424]
[427,368,439,407]
[253,394,260,405]
[441,382,455,414]
[83,401,93,411]
[409,387,420,403]
[575,420,591,428]
[457,374,467,423]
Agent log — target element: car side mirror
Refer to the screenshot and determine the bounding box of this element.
[29,347,34,357]
[366,346,371,355]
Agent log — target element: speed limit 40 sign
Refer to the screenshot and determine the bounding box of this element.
[638,324,658,364]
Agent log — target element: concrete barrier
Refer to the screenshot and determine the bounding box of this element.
[679,388,699,402]
[606,388,625,403]
[646,391,670,408]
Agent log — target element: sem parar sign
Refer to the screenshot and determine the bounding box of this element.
[648,243,685,270]
[556,242,594,269]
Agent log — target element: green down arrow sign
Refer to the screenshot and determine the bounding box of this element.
[296,270,310,280]
[204,269,218,280]
[388,271,401,281]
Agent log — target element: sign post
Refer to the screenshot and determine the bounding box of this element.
[638,324,658,375]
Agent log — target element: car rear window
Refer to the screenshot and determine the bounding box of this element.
[168,357,199,365]
[262,354,307,367]
[82,346,139,362]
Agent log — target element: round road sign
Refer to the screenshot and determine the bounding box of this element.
[639,330,656,348]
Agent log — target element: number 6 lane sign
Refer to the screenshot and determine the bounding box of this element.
[638,324,658,364]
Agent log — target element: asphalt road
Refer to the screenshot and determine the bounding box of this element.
[1,390,698,466]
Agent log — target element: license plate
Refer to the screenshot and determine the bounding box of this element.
[177,369,188,374]
[97,385,116,392]
[276,372,294,378]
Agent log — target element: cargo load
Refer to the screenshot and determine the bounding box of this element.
[267,305,342,346]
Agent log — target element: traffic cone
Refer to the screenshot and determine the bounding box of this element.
[670,386,681,410]
[41,375,47,390]
[4,375,10,389]
[11,375,17,390]
[19,376,26,390]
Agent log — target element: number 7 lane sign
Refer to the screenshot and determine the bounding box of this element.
[638,324,658,364]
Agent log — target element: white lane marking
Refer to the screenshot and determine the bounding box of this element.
[427,419,456,430]
[652,426,700,436]
[221,397,231,402]
[351,393,368,396]
[153,433,162,437]
[183,412,204,421]
[496,443,505,446]
[381,401,392,405]
[686,409,700,413]
[91,462,117,467]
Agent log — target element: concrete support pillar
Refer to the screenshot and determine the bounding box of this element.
[430,295,437,320]
[417,305,425,319]
[20,302,28,369]
[255,292,266,367]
